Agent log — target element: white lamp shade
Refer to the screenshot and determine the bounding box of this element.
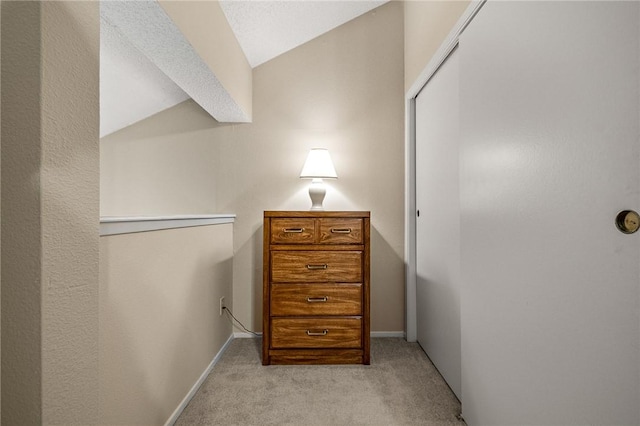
[299,148,338,179]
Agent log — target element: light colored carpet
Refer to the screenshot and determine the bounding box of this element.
[175,338,463,425]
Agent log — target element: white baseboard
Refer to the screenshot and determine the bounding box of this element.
[371,331,406,338]
[234,331,262,338]
[164,333,234,426]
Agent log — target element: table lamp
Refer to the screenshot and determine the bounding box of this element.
[299,148,337,211]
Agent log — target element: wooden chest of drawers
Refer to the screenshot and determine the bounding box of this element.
[263,211,370,365]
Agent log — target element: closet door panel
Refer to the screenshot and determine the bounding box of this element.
[459,2,640,424]
[415,49,461,399]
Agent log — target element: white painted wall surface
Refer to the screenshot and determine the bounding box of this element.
[415,49,461,399]
[203,2,405,334]
[99,224,233,425]
[100,100,219,217]
[403,0,470,93]
[459,2,640,424]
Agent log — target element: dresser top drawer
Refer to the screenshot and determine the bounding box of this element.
[270,218,315,244]
[319,218,363,244]
[269,216,365,245]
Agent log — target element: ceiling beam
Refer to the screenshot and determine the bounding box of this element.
[101,0,252,124]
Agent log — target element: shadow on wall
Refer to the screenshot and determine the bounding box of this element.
[105,99,233,140]
[231,223,265,333]
[99,241,159,425]
[253,225,264,332]
[370,225,405,332]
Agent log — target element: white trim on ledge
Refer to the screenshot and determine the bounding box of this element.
[100,214,236,236]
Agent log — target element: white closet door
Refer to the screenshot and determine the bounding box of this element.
[459,2,640,424]
[415,48,461,399]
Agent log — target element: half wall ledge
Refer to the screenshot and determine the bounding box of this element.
[100,214,236,236]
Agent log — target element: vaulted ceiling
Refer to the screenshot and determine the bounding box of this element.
[100,0,387,137]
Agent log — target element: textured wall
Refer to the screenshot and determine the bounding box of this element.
[41,3,100,422]
[99,224,233,424]
[403,0,469,92]
[159,0,252,121]
[1,1,100,423]
[1,3,43,421]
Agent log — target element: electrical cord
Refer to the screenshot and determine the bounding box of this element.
[222,306,261,337]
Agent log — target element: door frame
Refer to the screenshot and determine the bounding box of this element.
[404,0,485,341]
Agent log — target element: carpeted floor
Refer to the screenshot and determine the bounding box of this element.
[175,338,463,425]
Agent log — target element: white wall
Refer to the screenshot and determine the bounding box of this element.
[99,224,233,424]
[403,0,470,93]
[100,99,234,424]
[212,1,405,333]
[100,99,219,217]
[459,2,640,424]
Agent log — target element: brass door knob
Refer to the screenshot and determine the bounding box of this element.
[616,210,640,234]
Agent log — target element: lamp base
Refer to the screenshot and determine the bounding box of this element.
[308,178,326,211]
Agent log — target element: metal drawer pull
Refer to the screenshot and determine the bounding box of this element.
[331,228,352,234]
[306,264,328,270]
[284,228,304,233]
[307,296,328,303]
[306,329,328,336]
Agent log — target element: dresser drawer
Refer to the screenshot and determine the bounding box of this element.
[271,283,362,316]
[271,251,362,282]
[270,218,315,244]
[319,218,363,244]
[271,317,362,349]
